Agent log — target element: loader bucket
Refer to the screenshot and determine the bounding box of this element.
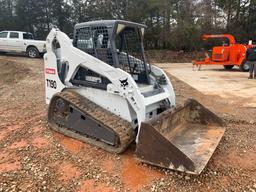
[135,99,225,174]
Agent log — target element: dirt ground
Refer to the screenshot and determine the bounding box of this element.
[0,55,255,192]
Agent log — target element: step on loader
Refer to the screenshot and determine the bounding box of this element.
[44,20,225,174]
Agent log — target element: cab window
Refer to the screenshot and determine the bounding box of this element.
[23,33,34,40]
[76,27,94,49]
[10,32,19,39]
[0,32,8,38]
[75,26,109,50]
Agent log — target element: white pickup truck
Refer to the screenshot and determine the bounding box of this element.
[0,31,46,58]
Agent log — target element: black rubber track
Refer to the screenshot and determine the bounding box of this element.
[48,89,135,154]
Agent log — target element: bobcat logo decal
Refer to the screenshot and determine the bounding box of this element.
[119,78,129,90]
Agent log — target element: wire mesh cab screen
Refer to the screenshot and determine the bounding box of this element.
[75,26,114,66]
[74,21,150,84]
[115,26,149,84]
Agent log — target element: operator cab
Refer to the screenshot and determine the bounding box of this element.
[73,20,151,85]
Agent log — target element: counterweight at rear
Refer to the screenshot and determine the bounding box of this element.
[44,20,225,174]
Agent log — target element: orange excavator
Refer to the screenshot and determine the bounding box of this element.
[193,34,253,71]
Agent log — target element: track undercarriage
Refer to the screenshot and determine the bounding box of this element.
[48,89,135,153]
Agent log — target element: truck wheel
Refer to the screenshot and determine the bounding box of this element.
[27,47,39,58]
[223,65,234,70]
[239,60,250,72]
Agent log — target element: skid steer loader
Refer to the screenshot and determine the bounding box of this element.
[44,20,225,174]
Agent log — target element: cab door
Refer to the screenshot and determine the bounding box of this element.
[0,31,9,51]
[8,32,23,52]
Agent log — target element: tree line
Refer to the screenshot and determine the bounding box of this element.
[1,0,256,51]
